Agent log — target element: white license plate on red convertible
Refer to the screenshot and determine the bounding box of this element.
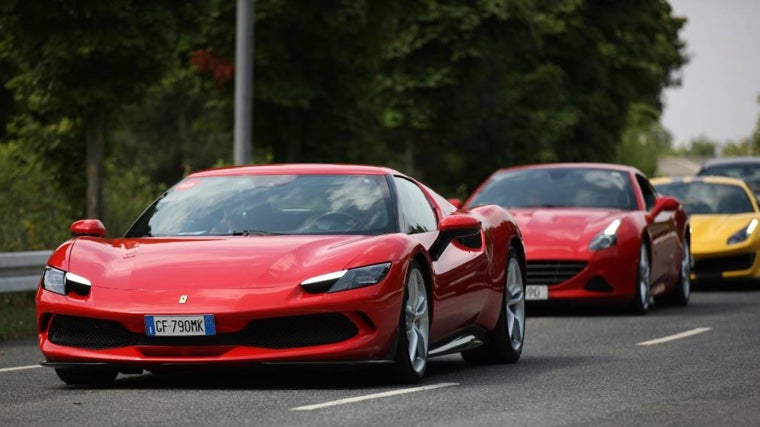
[525,285,549,301]
[144,315,216,336]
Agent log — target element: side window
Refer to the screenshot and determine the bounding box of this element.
[636,175,657,211]
[393,177,437,234]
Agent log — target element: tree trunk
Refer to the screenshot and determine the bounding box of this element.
[405,139,415,176]
[86,113,105,220]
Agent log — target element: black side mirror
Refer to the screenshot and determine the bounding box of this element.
[429,215,481,261]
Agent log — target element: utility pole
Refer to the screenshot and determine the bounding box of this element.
[234,0,254,165]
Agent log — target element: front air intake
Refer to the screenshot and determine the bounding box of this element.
[47,313,359,350]
[527,261,587,286]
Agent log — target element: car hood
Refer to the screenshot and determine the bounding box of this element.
[63,235,402,290]
[509,208,623,248]
[689,213,758,250]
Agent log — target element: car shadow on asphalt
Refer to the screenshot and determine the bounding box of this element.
[526,303,635,317]
[691,279,760,292]
[72,357,476,391]
[109,366,404,390]
[526,281,760,318]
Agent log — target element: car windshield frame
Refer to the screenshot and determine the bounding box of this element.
[125,174,397,237]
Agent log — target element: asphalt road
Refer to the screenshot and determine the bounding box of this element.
[2,288,759,427]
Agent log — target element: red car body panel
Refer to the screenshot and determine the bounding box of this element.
[464,163,689,304]
[36,164,523,368]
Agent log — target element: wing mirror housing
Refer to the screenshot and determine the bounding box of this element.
[651,196,680,217]
[448,198,462,209]
[70,219,106,238]
[430,215,481,261]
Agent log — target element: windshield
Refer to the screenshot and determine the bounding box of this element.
[654,181,755,215]
[468,167,637,210]
[126,174,395,237]
[697,163,760,197]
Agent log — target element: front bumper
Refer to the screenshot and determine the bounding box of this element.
[691,248,760,281]
[526,247,638,303]
[36,278,404,367]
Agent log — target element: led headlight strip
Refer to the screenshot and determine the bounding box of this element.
[42,267,92,296]
[301,262,391,294]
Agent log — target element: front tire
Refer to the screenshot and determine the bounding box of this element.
[629,243,651,314]
[462,247,525,364]
[392,261,430,383]
[658,236,691,306]
[55,367,118,385]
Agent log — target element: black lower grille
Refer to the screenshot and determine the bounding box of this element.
[48,315,137,349]
[693,253,755,275]
[240,314,359,349]
[48,313,358,350]
[527,261,587,286]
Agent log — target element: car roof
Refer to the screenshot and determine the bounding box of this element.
[494,162,642,175]
[699,157,760,168]
[651,175,752,188]
[188,163,402,178]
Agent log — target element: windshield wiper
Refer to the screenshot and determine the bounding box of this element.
[229,229,279,236]
[517,204,568,208]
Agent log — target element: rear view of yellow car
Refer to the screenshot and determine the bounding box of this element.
[653,176,760,283]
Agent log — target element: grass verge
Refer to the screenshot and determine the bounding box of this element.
[0,291,37,342]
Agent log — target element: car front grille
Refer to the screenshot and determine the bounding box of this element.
[693,253,755,275]
[48,315,137,349]
[527,261,587,286]
[47,313,359,350]
[238,315,360,349]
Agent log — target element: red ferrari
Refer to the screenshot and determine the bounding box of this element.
[37,164,526,385]
[463,163,691,313]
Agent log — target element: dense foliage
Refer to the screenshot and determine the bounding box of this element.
[0,0,687,249]
[0,291,36,342]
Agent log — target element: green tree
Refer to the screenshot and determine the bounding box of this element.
[0,0,196,219]
[371,0,686,193]
[0,142,75,251]
[616,103,673,176]
[0,0,689,241]
[676,136,718,157]
[721,139,752,157]
[253,0,401,164]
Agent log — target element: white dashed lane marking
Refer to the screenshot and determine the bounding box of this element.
[0,364,42,373]
[637,327,712,346]
[292,382,459,411]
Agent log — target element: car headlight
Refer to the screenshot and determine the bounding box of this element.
[301,262,391,294]
[589,219,622,251]
[727,218,758,245]
[41,267,92,296]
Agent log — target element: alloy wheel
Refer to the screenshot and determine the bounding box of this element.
[405,267,429,375]
[505,256,525,351]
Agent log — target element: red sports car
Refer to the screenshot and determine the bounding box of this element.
[37,164,526,385]
[463,163,691,313]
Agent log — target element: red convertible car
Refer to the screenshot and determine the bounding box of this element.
[463,163,691,313]
[37,164,526,385]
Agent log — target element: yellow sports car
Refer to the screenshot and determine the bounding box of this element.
[652,176,760,282]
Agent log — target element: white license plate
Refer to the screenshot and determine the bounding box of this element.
[525,285,549,301]
[144,315,216,336]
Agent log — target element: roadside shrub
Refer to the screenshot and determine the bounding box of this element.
[0,142,75,251]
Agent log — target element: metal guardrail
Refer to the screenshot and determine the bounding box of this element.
[0,250,51,293]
